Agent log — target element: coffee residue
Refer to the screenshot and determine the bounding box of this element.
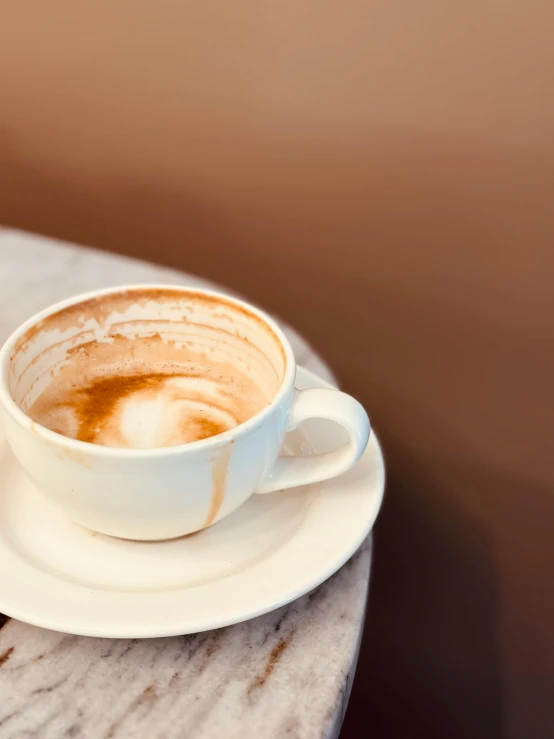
[203,443,234,528]
[28,353,268,449]
[16,288,284,449]
[74,373,182,444]
[13,287,286,371]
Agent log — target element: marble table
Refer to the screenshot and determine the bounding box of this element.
[0,228,371,739]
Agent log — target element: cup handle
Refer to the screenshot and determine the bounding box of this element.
[256,388,370,494]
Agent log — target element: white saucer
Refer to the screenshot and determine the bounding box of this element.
[0,367,385,638]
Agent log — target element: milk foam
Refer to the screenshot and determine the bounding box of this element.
[28,345,270,448]
[100,377,240,448]
[17,289,284,449]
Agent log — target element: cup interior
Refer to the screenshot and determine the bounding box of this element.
[6,287,287,418]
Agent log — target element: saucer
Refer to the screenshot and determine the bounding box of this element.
[0,367,385,638]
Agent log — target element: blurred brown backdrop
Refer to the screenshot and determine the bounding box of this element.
[1,2,553,737]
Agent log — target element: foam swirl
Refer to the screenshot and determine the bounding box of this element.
[29,367,269,449]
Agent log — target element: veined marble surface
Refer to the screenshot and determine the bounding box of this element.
[0,228,371,739]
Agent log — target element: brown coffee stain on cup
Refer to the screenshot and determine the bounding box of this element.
[12,287,286,370]
[204,442,234,529]
[29,421,92,467]
[59,446,92,468]
[26,342,267,447]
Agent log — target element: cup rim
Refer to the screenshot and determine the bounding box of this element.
[0,284,296,457]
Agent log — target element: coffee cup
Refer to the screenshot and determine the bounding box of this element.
[0,286,370,540]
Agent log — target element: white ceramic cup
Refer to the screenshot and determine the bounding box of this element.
[0,285,370,540]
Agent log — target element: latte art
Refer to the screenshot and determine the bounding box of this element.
[94,375,241,448]
[16,288,283,451]
[28,358,270,449]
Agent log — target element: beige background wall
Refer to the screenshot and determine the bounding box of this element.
[1,2,553,737]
